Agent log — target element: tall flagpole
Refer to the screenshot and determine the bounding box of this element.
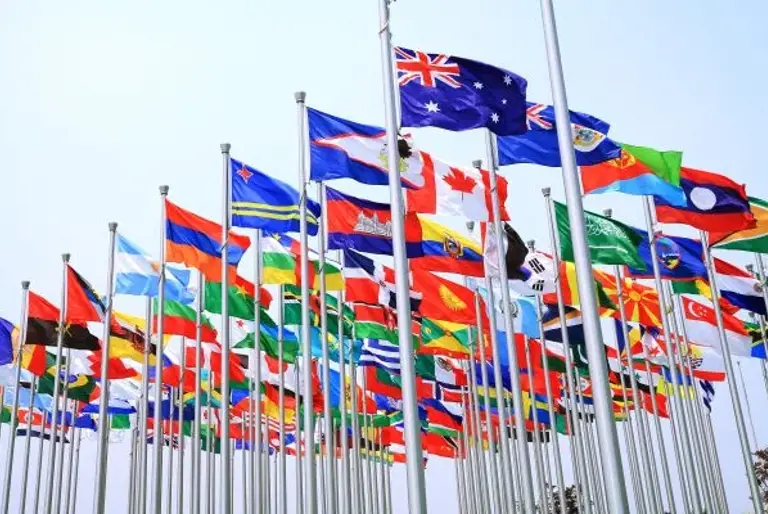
[42,252,70,514]
[219,142,234,514]
[522,335,549,511]
[538,2,629,510]
[153,185,170,514]
[293,91,317,514]
[31,395,47,514]
[94,221,118,514]
[316,182,337,514]
[277,284,287,514]
[541,188,594,514]
[375,2,428,511]
[140,298,153,514]
[700,230,764,513]
[475,150,536,514]
[193,272,205,514]
[349,360,361,514]
[1,280,30,514]
[253,230,263,514]
[68,422,83,514]
[336,276,351,514]
[17,375,37,514]
[177,368,186,514]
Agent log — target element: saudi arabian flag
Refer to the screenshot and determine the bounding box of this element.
[555,201,645,270]
[713,197,768,254]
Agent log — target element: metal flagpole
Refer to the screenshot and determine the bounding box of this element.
[17,375,37,514]
[612,265,664,514]
[360,369,374,514]
[375,3,428,511]
[218,143,234,514]
[639,342,677,514]
[522,335,549,512]
[466,360,490,514]
[277,284,287,514]
[538,0,630,509]
[93,221,118,514]
[294,91,317,514]
[253,230,263,514]
[738,361,759,452]
[531,292,567,511]
[193,273,205,514]
[336,275,351,514]
[614,361,645,514]
[54,371,72,510]
[1,280,30,514]
[583,411,607,513]
[69,421,83,514]
[128,422,138,514]
[472,289,503,514]
[474,152,537,514]
[295,357,305,514]
[461,393,479,514]
[349,360,361,514]
[177,374,186,514]
[700,389,729,512]
[700,230,765,513]
[241,418,248,512]
[31,395,47,514]
[454,451,466,514]
[153,185,170,514]
[316,182,337,514]
[205,375,213,514]
[65,401,79,514]
[661,373,693,514]
[42,253,70,514]
[541,188,595,514]
[138,299,151,514]
[166,387,175,514]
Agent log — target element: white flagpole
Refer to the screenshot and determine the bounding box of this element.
[193,272,205,514]
[316,182,337,514]
[64,400,79,514]
[465,361,490,514]
[522,335,549,511]
[700,230,764,512]
[252,230,263,514]
[538,1,629,509]
[336,279,351,514]
[139,298,153,514]
[153,185,170,514]
[375,3,428,511]
[17,375,37,514]
[177,372,186,514]
[293,91,317,514]
[165,387,175,514]
[219,143,234,514]
[31,394,47,514]
[68,422,83,514]
[42,253,70,514]
[349,360,361,514]
[277,284,287,514]
[0,280,30,514]
[477,142,537,513]
[93,221,118,514]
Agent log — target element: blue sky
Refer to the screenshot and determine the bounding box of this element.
[1,0,767,512]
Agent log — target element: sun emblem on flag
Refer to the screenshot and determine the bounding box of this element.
[443,235,463,259]
[439,285,467,312]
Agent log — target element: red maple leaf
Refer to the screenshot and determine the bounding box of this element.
[442,167,477,195]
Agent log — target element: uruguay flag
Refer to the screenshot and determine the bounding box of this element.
[496,102,621,167]
[115,234,195,304]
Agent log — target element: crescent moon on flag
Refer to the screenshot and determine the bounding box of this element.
[686,298,702,320]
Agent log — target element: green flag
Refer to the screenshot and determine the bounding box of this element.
[204,280,255,320]
[621,143,682,186]
[713,196,768,254]
[555,201,645,270]
[282,285,354,337]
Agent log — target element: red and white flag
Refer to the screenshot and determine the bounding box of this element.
[681,296,751,357]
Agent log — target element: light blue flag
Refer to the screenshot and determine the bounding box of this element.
[115,234,195,304]
[473,284,540,338]
[4,386,54,412]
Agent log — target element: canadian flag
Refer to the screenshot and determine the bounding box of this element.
[406,151,509,222]
[681,297,752,357]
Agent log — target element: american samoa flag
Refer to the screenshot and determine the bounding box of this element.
[395,47,528,136]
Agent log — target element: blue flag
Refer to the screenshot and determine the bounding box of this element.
[497,103,621,166]
[625,229,707,281]
[308,108,424,188]
[0,318,15,366]
[231,158,320,235]
[396,47,527,136]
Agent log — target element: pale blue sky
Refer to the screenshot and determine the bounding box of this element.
[1,1,767,512]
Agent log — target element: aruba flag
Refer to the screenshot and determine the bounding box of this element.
[165,200,251,282]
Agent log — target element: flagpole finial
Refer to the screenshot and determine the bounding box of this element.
[471,159,482,169]
[603,208,612,218]
[108,222,118,232]
[746,264,755,275]
[62,253,70,263]
[526,239,535,251]
[541,187,551,197]
[21,280,30,289]
[466,221,475,233]
[159,185,169,196]
[220,143,231,154]
[294,91,306,103]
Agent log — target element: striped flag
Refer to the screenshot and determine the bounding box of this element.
[359,339,401,374]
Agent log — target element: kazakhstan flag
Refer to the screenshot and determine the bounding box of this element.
[231,158,321,235]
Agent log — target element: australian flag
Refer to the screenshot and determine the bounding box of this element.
[396,47,528,136]
[497,103,621,167]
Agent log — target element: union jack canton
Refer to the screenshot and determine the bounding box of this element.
[395,47,528,136]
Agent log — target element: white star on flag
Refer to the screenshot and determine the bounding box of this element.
[501,98,507,105]
[425,100,440,113]
[473,81,484,90]
[503,75,513,85]
[490,113,500,123]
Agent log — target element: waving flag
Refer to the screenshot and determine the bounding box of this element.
[0,318,15,366]
[594,271,662,328]
[342,249,422,311]
[416,216,484,277]
[711,258,766,316]
[412,270,485,326]
[359,339,401,374]
[26,292,100,351]
[261,233,343,291]
[497,103,620,166]
[581,146,686,207]
[326,188,422,256]
[165,200,251,282]
[115,234,194,304]
[712,196,768,252]
[308,108,424,188]
[681,297,751,357]
[626,230,707,281]
[230,158,320,235]
[395,47,527,136]
[654,167,755,233]
[405,154,509,221]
